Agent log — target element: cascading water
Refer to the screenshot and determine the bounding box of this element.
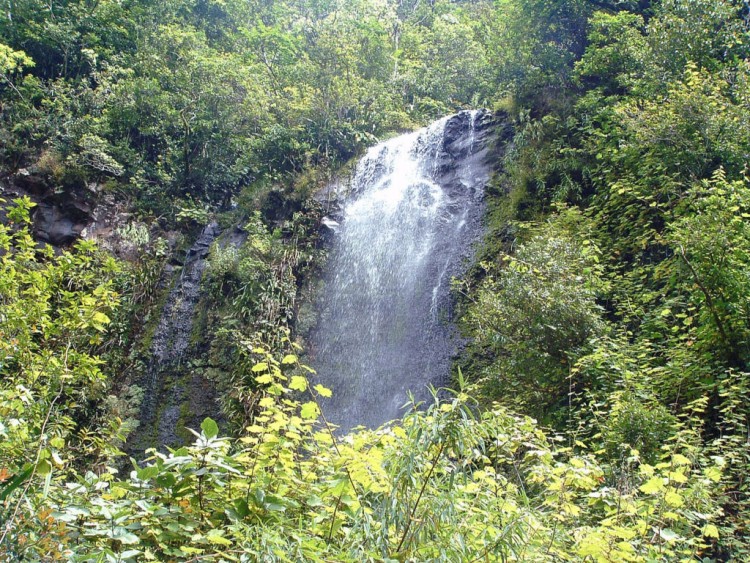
[311,110,495,432]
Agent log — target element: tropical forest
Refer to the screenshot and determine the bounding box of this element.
[1,0,749,560]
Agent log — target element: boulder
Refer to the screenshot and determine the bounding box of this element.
[1,169,100,247]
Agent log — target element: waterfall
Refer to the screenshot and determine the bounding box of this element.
[311,110,495,432]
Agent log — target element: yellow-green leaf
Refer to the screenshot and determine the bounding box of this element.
[705,466,722,482]
[300,401,320,420]
[205,529,232,546]
[671,454,691,466]
[256,373,274,384]
[703,524,719,538]
[639,476,664,494]
[93,311,110,324]
[314,384,332,398]
[289,376,307,392]
[664,490,684,508]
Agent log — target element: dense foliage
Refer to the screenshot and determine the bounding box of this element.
[0,342,732,561]
[458,0,750,557]
[1,0,750,560]
[0,0,512,214]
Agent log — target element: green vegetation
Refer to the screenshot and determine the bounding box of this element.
[457,1,750,558]
[1,0,749,560]
[200,210,321,431]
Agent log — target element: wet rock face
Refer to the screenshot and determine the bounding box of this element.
[126,222,248,456]
[127,222,222,455]
[317,110,504,227]
[434,109,498,192]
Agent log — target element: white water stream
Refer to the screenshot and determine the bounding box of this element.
[311,110,493,432]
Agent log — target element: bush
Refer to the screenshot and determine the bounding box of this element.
[602,393,677,464]
[464,208,607,419]
[3,349,727,562]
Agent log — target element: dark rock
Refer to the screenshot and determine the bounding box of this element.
[127,221,247,457]
[33,202,88,245]
[15,169,50,197]
[31,190,96,246]
[2,169,100,247]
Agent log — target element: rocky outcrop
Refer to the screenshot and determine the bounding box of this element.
[126,221,221,455]
[1,168,99,246]
[126,222,249,456]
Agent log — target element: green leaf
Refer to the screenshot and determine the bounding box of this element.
[137,466,159,481]
[233,499,250,518]
[156,472,176,488]
[289,376,307,392]
[281,354,298,365]
[201,418,219,439]
[264,494,287,512]
[36,459,52,476]
[314,384,332,398]
[657,528,680,542]
[330,477,349,496]
[300,401,320,420]
[114,530,140,545]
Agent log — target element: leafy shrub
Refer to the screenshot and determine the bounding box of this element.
[464,208,607,418]
[0,197,122,552]
[602,393,677,464]
[2,349,728,562]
